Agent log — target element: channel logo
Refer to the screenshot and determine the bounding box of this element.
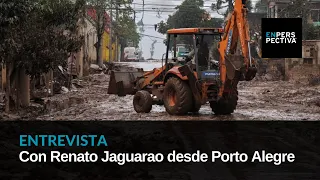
[265,32,297,44]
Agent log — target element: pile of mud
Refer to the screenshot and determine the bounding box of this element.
[255,59,285,81]
[287,65,320,85]
[255,68,283,81]
[1,72,111,120]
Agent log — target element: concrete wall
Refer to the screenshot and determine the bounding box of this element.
[72,18,97,77]
[86,20,98,64]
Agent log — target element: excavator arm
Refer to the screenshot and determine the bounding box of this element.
[218,0,257,97]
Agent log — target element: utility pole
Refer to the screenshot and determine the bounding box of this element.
[302,1,309,60]
[109,0,113,62]
[303,2,307,41]
[115,0,119,62]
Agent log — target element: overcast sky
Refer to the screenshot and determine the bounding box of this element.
[132,0,258,59]
[132,0,225,59]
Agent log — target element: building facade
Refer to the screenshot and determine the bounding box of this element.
[86,8,118,63]
[264,0,320,80]
[265,0,320,26]
[73,7,121,77]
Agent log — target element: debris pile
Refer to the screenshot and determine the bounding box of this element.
[254,59,284,81]
[308,74,320,86]
[255,68,283,81]
[287,65,320,84]
[89,64,104,74]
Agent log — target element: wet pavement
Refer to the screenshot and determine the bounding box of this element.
[35,62,320,121]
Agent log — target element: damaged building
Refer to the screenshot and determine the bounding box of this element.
[264,0,320,82]
[285,40,320,82]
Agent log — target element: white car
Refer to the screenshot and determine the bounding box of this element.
[123,47,138,62]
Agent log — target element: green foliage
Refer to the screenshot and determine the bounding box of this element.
[86,0,109,36]
[0,0,85,77]
[157,0,223,46]
[0,0,31,30]
[0,0,32,59]
[211,0,253,17]
[113,9,140,47]
[254,0,267,13]
[87,0,140,48]
[280,0,320,40]
[305,24,320,40]
[158,0,205,33]
[246,0,253,12]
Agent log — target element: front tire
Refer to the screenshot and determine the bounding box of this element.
[163,77,193,115]
[133,90,153,113]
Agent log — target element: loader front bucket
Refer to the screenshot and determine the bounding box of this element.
[107,70,144,96]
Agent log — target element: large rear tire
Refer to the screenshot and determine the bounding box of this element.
[210,88,238,115]
[163,77,193,115]
[133,90,153,113]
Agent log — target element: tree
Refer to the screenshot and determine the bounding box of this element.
[86,0,109,66]
[0,0,32,65]
[0,0,33,111]
[211,0,253,17]
[254,0,267,13]
[157,0,223,46]
[306,24,320,40]
[112,1,140,61]
[0,0,85,111]
[87,0,140,62]
[280,0,320,40]
[1,0,84,77]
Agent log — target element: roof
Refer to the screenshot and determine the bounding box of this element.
[167,28,224,34]
[87,7,111,33]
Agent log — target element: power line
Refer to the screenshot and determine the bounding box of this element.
[132,1,262,7]
[132,3,213,7]
[135,0,262,2]
[133,10,216,13]
[139,33,166,40]
[114,0,262,9]
[109,0,263,12]
[133,0,262,4]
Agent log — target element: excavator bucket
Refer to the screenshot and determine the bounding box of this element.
[107,70,144,96]
[225,54,243,80]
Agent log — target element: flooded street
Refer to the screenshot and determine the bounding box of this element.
[34,62,320,121]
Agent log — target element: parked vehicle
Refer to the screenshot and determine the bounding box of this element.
[177,46,189,60]
[123,47,138,62]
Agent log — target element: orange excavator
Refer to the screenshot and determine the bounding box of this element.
[108,0,257,115]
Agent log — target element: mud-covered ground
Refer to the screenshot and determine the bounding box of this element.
[29,62,319,121]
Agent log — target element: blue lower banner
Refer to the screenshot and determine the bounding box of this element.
[0,121,319,180]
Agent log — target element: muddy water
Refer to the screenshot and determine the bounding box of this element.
[37,62,320,121]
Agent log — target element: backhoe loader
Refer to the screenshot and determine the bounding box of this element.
[107,0,257,115]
